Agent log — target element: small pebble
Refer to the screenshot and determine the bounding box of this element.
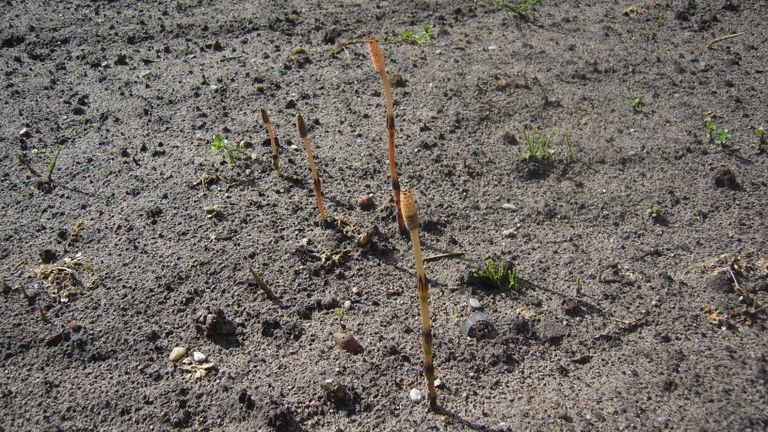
[502,203,517,211]
[434,378,444,389]
[357,194,375,210]
[192,351,207,362]
[19,127,31,138]
[332,331,363,354]
[469,298,482,309]
[343,300,352,311]
[502,229,516,238]
[409,388,423,403]
[168,346,187,362]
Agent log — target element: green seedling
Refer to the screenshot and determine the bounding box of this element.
[336,307,344,321]
[490,0,537,21]
[32,146,62,192]
[472,259,519,291]
[521,127,551,162]
[755,127,766,152]
[388,22,434,45]
[204,204,220,218]
[630,96,643,111]
[646,203,662,220]
[705,120,732,146]
[210,134,250,164]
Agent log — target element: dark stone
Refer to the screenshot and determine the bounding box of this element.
[319,295,339,310]
[536,319,569,344]
[195,307,237,339]
[261,317,281,337]
[561,297,583,317]
[321,379,361,413]
[712,165,738,190]
[322,27,340,44]
[40,249,58,264]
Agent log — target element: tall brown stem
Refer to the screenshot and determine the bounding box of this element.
[401,187,437,410]
[260,108,282,177]
[368,36,405,232]
[296,113,326,220]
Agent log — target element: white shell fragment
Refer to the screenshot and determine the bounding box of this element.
[168,346,187,362]
[192,351,207,362]
[409,388,423,403]
[469,298,483,309]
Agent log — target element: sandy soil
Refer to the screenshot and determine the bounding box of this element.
[2,1,767,431]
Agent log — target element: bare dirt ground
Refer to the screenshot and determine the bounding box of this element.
[2,1,767,431]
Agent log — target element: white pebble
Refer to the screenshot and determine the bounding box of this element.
[469,298,483,309]
[409,388,423,403]
[502,203,517,211]
[502,229,516,238]
[343,300,352,311]
[168,346,187,362]
[192,351,207,362]
[434,378,444,389]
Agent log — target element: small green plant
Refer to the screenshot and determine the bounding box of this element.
[630,96,644,111]
[472,259,519,291]
[390,22,434,45]
[490,0,537,21]
[32,145,62,192]
[521,127,551,162]
[204,204,220,218]
[646,203,662,220]
[705,120,732,146]
[755,127,766,152]
[336,307,344,321]
[210,134,250,164]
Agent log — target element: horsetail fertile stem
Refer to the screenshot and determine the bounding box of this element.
[368,36,405,232]
[401,187,437,410]
[296,113,326,220]
[260,108,282,177]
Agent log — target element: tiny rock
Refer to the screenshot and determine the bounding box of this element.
[19,127,31,138]
[343,300,352,311]
[502,229,516,238]
[192,351,207,362]
[332,331,363,354]
[357,194,375,210]
[409,388,423,403]
[469,298,483,309]
[502,203,517,211]
[169,346,187,362]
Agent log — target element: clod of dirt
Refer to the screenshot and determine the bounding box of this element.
[317,295,339,310]
[321,379,361,413]
[332,331,363,354]
[261,317,281,337]
[39,249,58,264]
[703,272,734,294]
[561,298,583,317]
[194,307,237,339]
[535,319,569,344]
[712,165,738,190]
[459,313,498,340]
[509,316,531,337]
